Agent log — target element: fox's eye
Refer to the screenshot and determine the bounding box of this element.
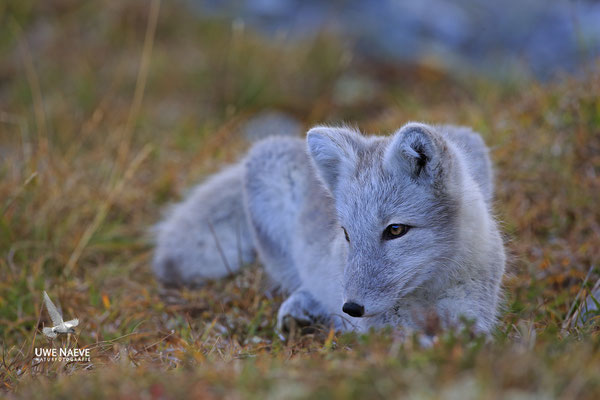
[382,224,410,240]
[342,227,350,242]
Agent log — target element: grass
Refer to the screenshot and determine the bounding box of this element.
[1,0,600,398]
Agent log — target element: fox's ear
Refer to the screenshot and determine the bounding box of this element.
[306,126,361,194]
[383,123,446,182]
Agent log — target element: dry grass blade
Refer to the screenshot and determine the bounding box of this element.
[9,19,48,156]
[562,265,595,331]
[1,172,38,217]
[64,144,153,275]
[207,219,233,275]
[116,0,161,168]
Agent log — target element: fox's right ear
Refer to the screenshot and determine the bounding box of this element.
[306,126,361,194]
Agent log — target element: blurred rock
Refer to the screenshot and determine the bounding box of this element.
[194,0,600,79]
[241,110,303,142]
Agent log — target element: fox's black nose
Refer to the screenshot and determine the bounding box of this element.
[342,302,365,317]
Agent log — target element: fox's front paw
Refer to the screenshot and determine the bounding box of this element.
[277,289,331,336]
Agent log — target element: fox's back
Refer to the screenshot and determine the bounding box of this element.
[439,125,494,204]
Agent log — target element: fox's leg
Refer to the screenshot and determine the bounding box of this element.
[243,137,310,292]
[244,137,338,333]
[277,289,334,334]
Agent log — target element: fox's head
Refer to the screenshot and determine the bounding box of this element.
[307,123,465,319]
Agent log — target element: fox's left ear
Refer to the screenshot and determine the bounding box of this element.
[383,123,447,183]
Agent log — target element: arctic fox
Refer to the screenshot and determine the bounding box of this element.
[153,123,505,334]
